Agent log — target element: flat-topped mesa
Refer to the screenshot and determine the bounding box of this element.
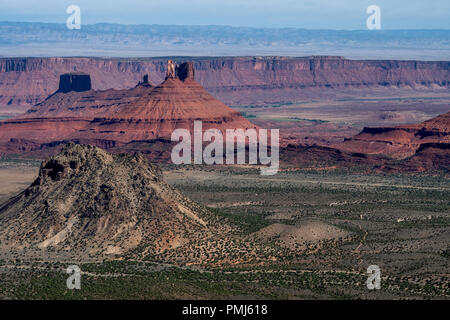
[57,72,92,93]
[176,62,195,82]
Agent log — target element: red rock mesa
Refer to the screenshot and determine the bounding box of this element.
[0,61,257,153]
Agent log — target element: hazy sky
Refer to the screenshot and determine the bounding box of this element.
[1,0,449,29]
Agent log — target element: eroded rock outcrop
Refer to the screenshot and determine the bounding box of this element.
[165,60,176,80]
[336,111,450,159]
[0,143,217,259]
[176,62,195,82]
[0,61,256,153]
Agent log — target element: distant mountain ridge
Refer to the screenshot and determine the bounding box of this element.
[1,22,450,59]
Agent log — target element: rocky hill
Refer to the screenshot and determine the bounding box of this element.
[0,144,218,260]
[1,56,449,113]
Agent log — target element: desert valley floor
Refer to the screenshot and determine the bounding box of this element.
[0,158,448,299]
[0,58,449,300]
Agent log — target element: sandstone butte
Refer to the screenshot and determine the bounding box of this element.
[0,61,257,151]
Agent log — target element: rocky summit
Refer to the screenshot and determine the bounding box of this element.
[0,143,217,260]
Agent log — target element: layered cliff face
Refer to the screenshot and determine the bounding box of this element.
[0,62,256,150]
[0,57,162,112]
[336,111,450,159]
[1,56,449,112]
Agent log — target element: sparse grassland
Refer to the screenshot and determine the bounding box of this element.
[0,164,448,299]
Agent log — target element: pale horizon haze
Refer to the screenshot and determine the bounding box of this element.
[0,0,449,30]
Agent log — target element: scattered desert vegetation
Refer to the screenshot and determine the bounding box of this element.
[1,161,448,299]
